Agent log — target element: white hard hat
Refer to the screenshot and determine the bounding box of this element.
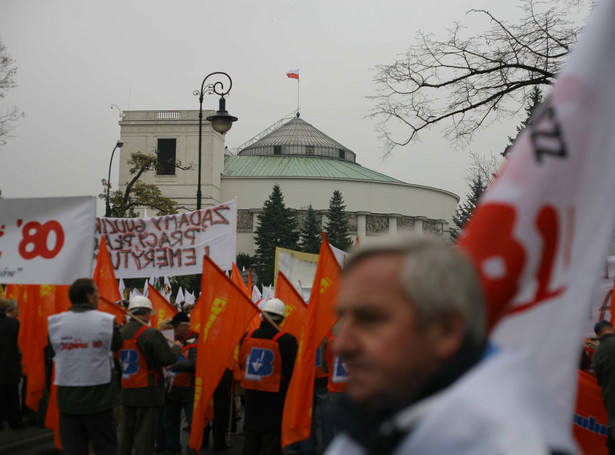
[262,298,286,318]
[128,295,153,311]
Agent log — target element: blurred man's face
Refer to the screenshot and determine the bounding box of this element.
[334,253,460,409]
[174,323,190,339]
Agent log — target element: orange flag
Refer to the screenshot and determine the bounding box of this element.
[275,271,308,341]
[93,236,125,324]
[248,269,253,295]
[282,235,341,448]
[189,256,260,451]
[232,262,251,299]
[148,283,178,328]
[93,236,122,304]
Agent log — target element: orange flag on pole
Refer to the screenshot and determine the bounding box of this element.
[189,256,260,451]
[93,236,122,303]
[275,271,308,341]
[93,236,124,324]
[282,235,341,448]
[232,262,251,299]
[148,283,178,328]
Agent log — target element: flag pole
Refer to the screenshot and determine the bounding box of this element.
[297,71,300,113]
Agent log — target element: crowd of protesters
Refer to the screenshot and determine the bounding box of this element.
[0,276,348,455]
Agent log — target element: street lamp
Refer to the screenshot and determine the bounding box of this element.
[105,139,124,217]
[193,72,238,210]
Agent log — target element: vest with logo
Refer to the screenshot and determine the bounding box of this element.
[240,330,285,392]
[48,309,115,387]
[325,332,348,393]
[119,326,160,389]
[172,330,198,388]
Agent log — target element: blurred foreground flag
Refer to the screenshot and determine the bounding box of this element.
[457,0,615,438]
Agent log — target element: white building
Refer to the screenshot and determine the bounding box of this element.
[118,110,459,255]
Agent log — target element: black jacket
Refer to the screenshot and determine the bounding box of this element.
[240,320,297,432]
[0,314,21,385]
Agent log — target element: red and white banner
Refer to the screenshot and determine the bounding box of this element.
[286,69,299,80]
[0,196,96,285]
[458,0,615,433]
[94,199,237,279]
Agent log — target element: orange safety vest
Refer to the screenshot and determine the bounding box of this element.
[325,332,348,393]
[119,326,159,389]
[172,330,198,388]
[240,330,285,393]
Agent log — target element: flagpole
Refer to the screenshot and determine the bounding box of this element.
[297,75,300,113]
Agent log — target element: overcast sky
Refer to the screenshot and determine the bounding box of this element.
[0,0,585,214]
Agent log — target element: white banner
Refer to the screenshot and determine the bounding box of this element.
[0,196,96,285]
[94,199,237,279]
[458,0,615,431]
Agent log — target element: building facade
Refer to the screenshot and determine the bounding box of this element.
[118,111,459,255]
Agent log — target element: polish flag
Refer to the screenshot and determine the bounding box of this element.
[286,69,299,80]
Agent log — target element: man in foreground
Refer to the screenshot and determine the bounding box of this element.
[326,235,576,454]
[119,295,181,455]
[47,278,122,454]
[592,320,615,453]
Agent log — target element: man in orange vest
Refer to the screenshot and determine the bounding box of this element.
[239,298,298,455]
[119,296,182,455]
[162,312,198,455]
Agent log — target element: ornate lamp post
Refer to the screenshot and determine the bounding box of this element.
[105,140,124,217]
[193,72,238,210]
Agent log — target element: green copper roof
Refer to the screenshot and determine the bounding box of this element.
[223,155,405,183]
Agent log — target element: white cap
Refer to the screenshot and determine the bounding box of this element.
[261,298,286,318]
[128,295,153,311]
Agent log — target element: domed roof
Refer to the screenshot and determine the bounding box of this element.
[238,114,356,162]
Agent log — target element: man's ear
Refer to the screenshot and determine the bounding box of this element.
[428,314,465,359]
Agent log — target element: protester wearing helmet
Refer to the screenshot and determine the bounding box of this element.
[118,295,182,455]
[239,298,298,455]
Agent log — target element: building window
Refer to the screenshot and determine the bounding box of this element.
[306,146,314,155]
[339,149,345,160]
[157,139,176,175]
[274,145,282,155]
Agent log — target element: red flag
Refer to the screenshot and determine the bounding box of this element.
[232,262,251,299]
[282,235,341,447]
[147,283,178,329]
[275,271,308,341]
[97,296,127,326]
[93,237,124,323]
[286,69,299,80]
[189,256,260,451]
[248,269,253,294]
[573,370,608,453]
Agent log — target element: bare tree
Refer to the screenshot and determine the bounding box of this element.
[370,0,586,155]
[0,40,23,147]
[100,151,192,217]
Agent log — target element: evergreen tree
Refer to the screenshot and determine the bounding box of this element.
[503,87,543,157]
[254,185,299,286]
[450,173,486,241]
[299,204,322,254]
[325,190,353,251]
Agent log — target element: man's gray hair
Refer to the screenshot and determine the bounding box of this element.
[344,234,486,345]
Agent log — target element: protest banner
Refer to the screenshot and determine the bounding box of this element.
[457,0,615,436]
[94,199,237,279]
[0,196,96,285]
